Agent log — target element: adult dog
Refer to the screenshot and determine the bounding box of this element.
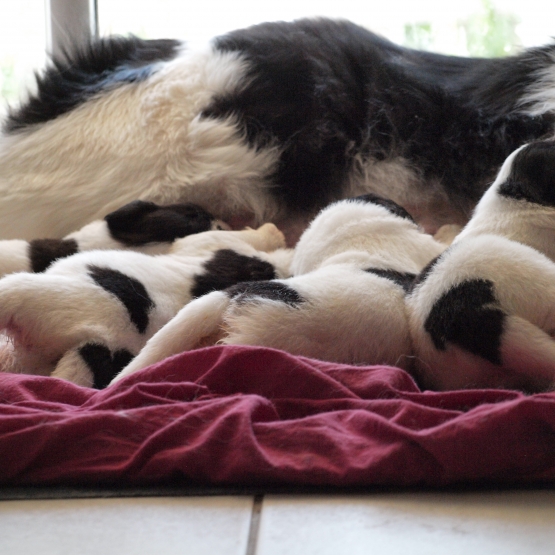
[1,18,554,243]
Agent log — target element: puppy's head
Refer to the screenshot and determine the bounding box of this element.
[105,200,229,245]
[457,141,555,244]
[497,140,555,206]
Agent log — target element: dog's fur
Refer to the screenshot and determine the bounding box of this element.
[408,140,555,393]
[0,200,229,276]
[112,194,446,383]
[2,19,555,244]
[0,223,290,387]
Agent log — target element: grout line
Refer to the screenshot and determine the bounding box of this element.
[245,495,264,555]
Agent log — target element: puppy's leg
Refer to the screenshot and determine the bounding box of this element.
[174,223,286,257]
[52,342,134,388]
[497,316,555,392]
[433,224,463,246]
[111,290,230,383]
[235,223,286,251]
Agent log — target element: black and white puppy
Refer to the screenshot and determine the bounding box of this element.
[408,140,555,393]
[1,19,555,244]
[112,194,446,383]
[0,199,229,276]
[0,223,290,387]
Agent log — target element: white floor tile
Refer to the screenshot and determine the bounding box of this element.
[0,496,254,555]
[256,491,555,555]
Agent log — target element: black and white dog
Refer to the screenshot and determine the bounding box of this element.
[2,18,555,244]
[0,222,290,387]
[0,199,229,276]
[112,194,446,383]
[408,140,555,393]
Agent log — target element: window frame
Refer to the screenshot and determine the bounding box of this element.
[45,0,98,58]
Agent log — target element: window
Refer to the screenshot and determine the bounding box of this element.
[0,0,46,117]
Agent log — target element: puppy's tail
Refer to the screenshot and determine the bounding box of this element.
[111,290,230,384]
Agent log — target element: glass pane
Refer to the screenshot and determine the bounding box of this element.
[0,0,47,118]
[97,0,555,56]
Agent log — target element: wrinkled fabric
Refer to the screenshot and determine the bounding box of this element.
[0,345,554,487]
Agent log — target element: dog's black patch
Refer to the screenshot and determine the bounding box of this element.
[88,265,154,333]
[498,141,555,207]
[207,18,554,217]
[425,278,505,365]
[227,280,305,306]
[353,194,416,223]
[78,342,134,389]
[364,268,417,292]
[5,36,180,132]
[105,200,217,245]
[191,249,277,298]
[28,238,79,272]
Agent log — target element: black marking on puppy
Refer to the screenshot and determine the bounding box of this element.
[353,194,416,224]
[88,265,154,333]
[364,268,417,292]
[28,238,79,273]
[191,249,277,298]
[410,253,445,292]
[499,141,555,207]
[5,36,180,132]
[425,278,505,365]
[105,200,217,245]
[78,342,134,389]
[227,280,305,306]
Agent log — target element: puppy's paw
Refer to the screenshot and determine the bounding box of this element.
[52,343,134,389]
[255,223,286,251]
[434,224,463,245]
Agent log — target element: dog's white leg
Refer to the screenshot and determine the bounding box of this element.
[111,290,230,383]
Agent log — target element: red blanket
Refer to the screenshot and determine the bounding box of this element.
[1,345,554,487]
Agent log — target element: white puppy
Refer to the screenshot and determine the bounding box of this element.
[0,223,290,387]
[408,140,555,392]
[112,194,446,383]
[0,200,229,277]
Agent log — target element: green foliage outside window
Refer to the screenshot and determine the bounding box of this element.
[404,0,521,57]
[462,0,520,56]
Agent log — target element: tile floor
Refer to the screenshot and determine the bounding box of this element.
[1,490,555,554]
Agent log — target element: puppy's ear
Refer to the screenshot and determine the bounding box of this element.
[105,200,216,245]
[351,193,416,223]
[499,141,555,207]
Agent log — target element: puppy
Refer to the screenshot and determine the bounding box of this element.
[0,223,290,387]
[0,200,229,276]
[2,19,555,245]
[408,140,555,393]
[112,194,446,384]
